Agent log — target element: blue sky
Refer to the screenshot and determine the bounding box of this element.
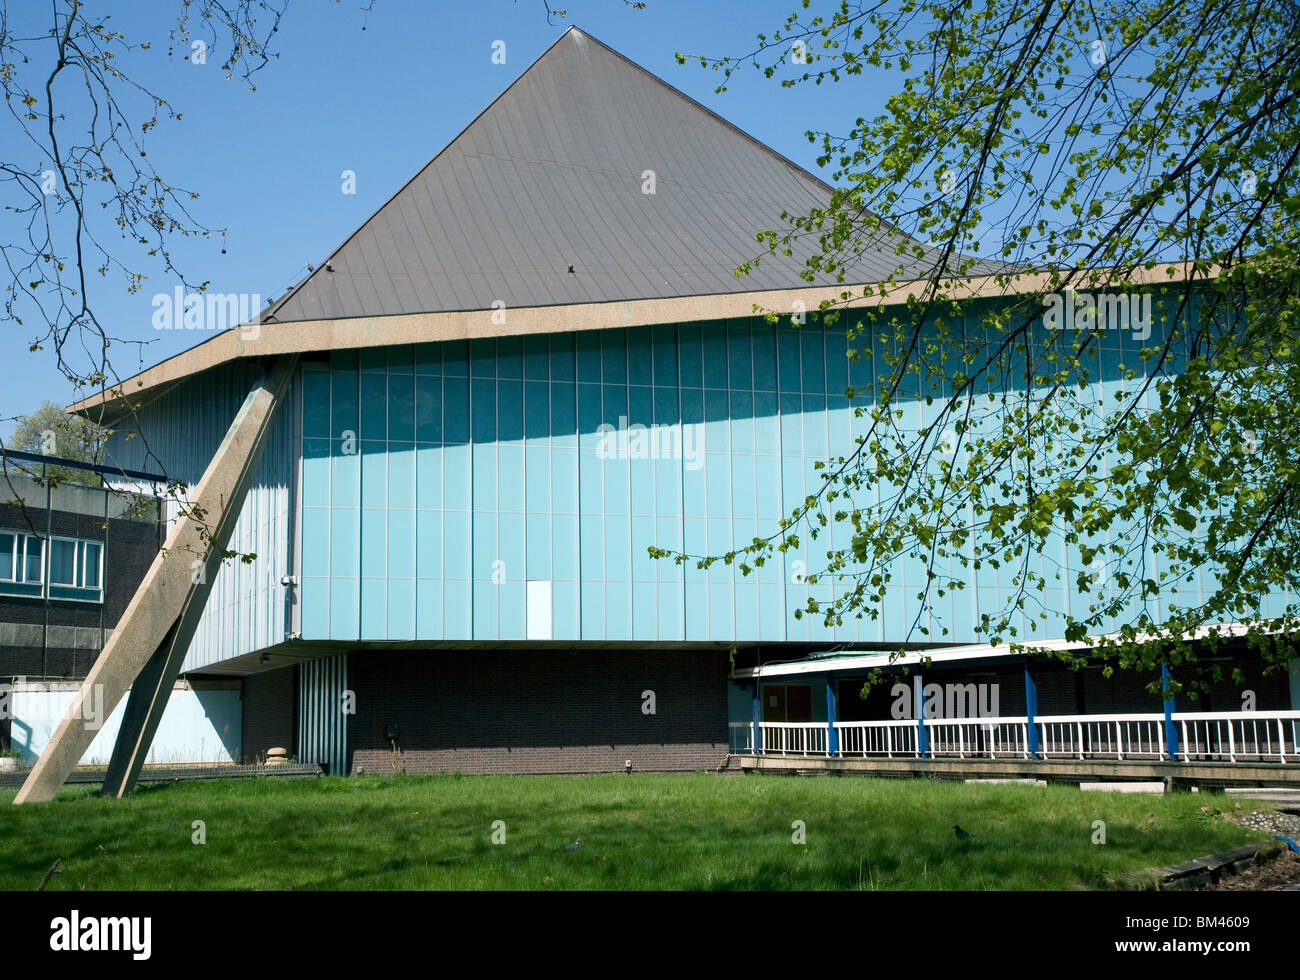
[1,0,888,427]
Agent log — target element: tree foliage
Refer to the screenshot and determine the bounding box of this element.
[6,398,104,485]
[669,0,1300,695]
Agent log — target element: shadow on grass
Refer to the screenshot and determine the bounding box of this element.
[0,774,1270,890]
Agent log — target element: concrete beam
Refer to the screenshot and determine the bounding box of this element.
[740,754,1300,787]
[13,355,298,804]
[69,262,1205,419]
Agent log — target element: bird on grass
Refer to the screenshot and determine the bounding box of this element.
[953,825,975,841]
[561,838,582,851]
[1277,835,1299,853]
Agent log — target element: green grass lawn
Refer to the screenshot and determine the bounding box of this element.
[0,773,1272,890]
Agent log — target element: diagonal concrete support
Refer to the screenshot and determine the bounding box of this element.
[14,355,298,804]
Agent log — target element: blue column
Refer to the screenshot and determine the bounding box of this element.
[751,678,761,754]
[1162,664,1179,760]
[825,677,839,757]
[1024,665,1040,759]
[914,673,929,757]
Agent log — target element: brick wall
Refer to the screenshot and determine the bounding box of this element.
[347,648,730,775]
[241,665,297,763]
[0,506,160,679]
[1031,667,1078,716]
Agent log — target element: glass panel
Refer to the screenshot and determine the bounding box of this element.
[83,542,102,589]
[49,539,77,586]
[0,532,14,580]
[23,536,43,583]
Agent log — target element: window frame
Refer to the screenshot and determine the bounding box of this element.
[45,535,104,603]
[0,530,15,582]
[0,531,103,603]
[82,539,103,592]
[48,535,79,587]
[0,532,45,598]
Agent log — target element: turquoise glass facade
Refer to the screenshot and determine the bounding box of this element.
[294,302,1292,646]
[299,318,852,643]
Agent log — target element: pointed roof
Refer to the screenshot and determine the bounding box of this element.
[73,25,1043,417]
[264,26,963,323]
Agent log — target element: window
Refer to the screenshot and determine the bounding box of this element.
[0,532,102,602]
[0,531,45,597]
[83,541,102,591]
[46,537,104,602]
[49,538,76,585]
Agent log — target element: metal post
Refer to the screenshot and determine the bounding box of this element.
[1162,664,1179,761]
[1024,664,1040,759]
[825,677,838,758]
[914,673,929,758]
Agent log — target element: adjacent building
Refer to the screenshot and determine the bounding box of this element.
[0,454,241,766]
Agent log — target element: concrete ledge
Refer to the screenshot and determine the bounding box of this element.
[0,763,322,790]
[740,754,1300,787]
[0,624,114,651]
[1113,841,1283,891]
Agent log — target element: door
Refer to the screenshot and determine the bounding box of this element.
[761,684,812,722]
[763,685,787,722]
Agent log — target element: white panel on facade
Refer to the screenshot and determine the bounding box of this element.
[526,580,552,640]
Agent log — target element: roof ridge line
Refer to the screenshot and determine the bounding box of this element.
[573,26,922,253]
[569,26,836,198]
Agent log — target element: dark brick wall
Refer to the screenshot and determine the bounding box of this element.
[0,503,161,679]
[347,649,730,775]
[101,515,163,624]
[0,645,94,679]
[1032,667,1079,716]
[1170,660,1292,711]
[1082,665,1164,713]
[837,665,1028,720]
[241,665,298,763]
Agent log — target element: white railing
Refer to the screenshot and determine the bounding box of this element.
[1177,711,1300,763]
[1037,714,1167,761]
[835,720,921,757]
[925,717,1033,759]
[756,722,829,756]
[736,711,1300,763]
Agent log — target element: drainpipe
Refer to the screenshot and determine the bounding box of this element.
[42,468,51,678]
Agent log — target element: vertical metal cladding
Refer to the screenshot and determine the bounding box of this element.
[100,359,298,671]
[298,652,348,775]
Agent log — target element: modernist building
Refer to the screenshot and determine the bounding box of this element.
[40,28,1297,782]
[0,453,243,767]
[0,456,157,680]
